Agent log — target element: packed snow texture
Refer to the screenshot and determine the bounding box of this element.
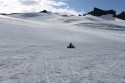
[0,13,125,83]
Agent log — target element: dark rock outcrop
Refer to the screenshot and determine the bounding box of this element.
[79,14,82,16]
[83,14,87,16]
[1,13,8,15]
[88,7,116,17]
[0,13,13,15]
[39,10,48,13]
[62,15,68,17]
[116,11,125,20]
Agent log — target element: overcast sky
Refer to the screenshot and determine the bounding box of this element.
[0,0,83,15]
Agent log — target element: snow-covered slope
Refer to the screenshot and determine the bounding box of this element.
[99,14,115,20]
[0,13,125,83]
[4,12,63,23]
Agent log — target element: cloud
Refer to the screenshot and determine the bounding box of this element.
[0,0,82,15]
[19,0,40,5]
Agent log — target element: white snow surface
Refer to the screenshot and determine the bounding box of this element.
[0,13,125,83]
[99,14,115,20]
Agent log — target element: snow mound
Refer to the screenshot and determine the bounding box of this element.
[99,14,115,20]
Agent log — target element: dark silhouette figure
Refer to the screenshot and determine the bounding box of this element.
[67,43,75,48]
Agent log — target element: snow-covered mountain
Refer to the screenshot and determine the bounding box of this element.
[0,12,125,83]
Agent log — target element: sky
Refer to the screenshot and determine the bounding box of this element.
[66,0,125,14]
[0,0,125,15]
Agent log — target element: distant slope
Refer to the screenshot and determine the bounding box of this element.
[1,12,125,32]
[1,12,63,23]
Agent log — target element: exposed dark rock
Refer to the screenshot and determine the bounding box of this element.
[116,11,125,20]
[1,13,20,15]
[62,15,68,17]
[11,13,19,15]
[79,14,82,16]
[67,43,75,48]
[0,13,13,15]
[88,7,116,17]
[83,14,87,16]
[1,13,8,15]
[39,10,48,13]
